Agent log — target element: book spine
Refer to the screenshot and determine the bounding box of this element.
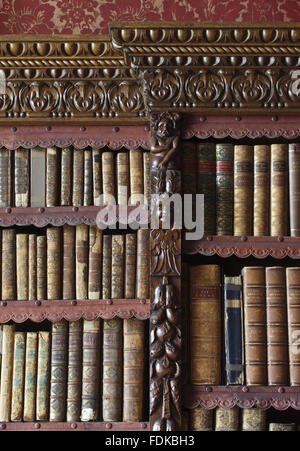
[241,408,266,431]
[102,318,122,421]
[16,234,28,301]
[47,228,61,300]
[286,267,300,385]
[102,151,115,205]
[23,332,38,421]
[76,224,88,300]
[36,331,51,421]
[190,408,213,431]
[216,143,234,235]
[123,318,145,422]
[143,152,151,205]
[111,235,124,299]
[234,145,253,236]
[102,235,112,299]
[37,236,47,300]
[67,320,83,422]
[46,147,58,207]
[289,143,300,236]
[88,225,102,300]
[84,149,93,206]
[92,148,102,206]
[50,320,68,422]
[136,229,150,299]
[0,149,11,207]
[72,149,84,206]
[269,423,296,431]
[129,149,144,206]
[0,325,15,422]
[242,266,267,385]
[30,147,46,207]
[63,225,75,300]
[61,147,72,206]
[181,141,197,197]
[10,332,25,422]
[253,145,270,236]
[215,406,239,431]
[2,229,15,300]
[125,234,137,299]
[196,143,216,235]
[117,152,129,205]
[271,144,288,236]
[15,148,29,207]
[28,234,37,300]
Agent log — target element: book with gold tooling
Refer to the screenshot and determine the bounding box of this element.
[63,225,75,300]
[75,224,88,300]
[61,147,72,206]
[216,143,234,235]
[23,332,38,421]
[270,144,288,236]
[46,147,58,207]
[47,228,61,300]
[10,332,25,422]
[36,331,51,421]
[234,145,253,236]
[0,325,15,422]
[253,145,270,236]
[66,320,83,422]
[88,226,102,300]
[15,148,29,207]
[16,234,28,301]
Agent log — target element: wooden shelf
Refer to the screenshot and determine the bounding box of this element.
[0,299,150,323]
[0,421,149,431]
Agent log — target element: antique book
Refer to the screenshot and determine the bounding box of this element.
[88,225,102,300]
[62,225,75,300]
[46,147,58,207]
[266,266,288,385]
[72,149,84,206]
[143,152,151,205]
[92,148,102,206]
[190,408,213,431]
[61,146,72,206]
[241,408,266,431]
[182,262,189,385]
[270,143,288,236]
[286,267,300,385]
[242,266,267,385]
[234,145,253,236]
[111,235,125,299]
[37,235,47,300]
[36,331,51,421]
[47,228,61,300]
[0,324,15,422]
[123,318,145,422]
[289,143,300,236]
[129,149,144,206]
[2,229,15,300]
[181,141,197,222]
[28,234,37,301]
[117,152,129,205]
[0,148,12,207]
[196,142,216,235]
[10,332,26,422]
[23,332,38,421]
[216,143,234,236]
[81,319,101,422]
[66,320,83,422]
[190,265,222,384]
[76,224,89,300]
[16,234,28,301]
[215,406,239,431]
[269,423,296,431]
[49,320,68,422]
[253,145,270,236]
[102,151,115,205]
[102,234,112,299]
[224,275,244,385]
[102,318,123,422]
[84,149,93,206]
[15,148,29,207]
[125,234,137,299]
[31,146,46,207]
[136,229,150,299]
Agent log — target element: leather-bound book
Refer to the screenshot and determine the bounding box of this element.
[129,149,143,206]
[123,318,145,422]
[196,143,216,235]
[28,234,37,300]
[216,143,234,236]
[241,408,266,431]
[215,406,239,431]
[50,320,68,422]
[253,145,270,236]
[81,319,101,422]
[125,234,137,299]
[23,332,38,421]
[37,236,47,300]
[61,147,72,206]
[102,151,115,205]
[72,149,84,206]
[143,152,151,205]
[36,331,51,421]
[102,235,112,299]
[15,148,29,207]
[289,143,300,236]
[190,265,222,384]
[0,148,12,207]
[88,225,102,300]
[63,225,75,300]
[111,235,124,299]
[47,228,61,300]
[16,234,28,301]
[136,229,150,299]
[190,408,213,431]
[11,332,26,422]
[92,148,102,206]
[242,266,267,385]
[46,147,58,207]
[270,143,288,236]
[66,320,83,422]
[76,224,88,300]
[269,423,296,431]
[266,267,288,385]
[0,324,15,422]
[31,147,46,207]
[2,229,15,300]
[117,152,129,205]
[182,262,189,385]
[84,149,93,206]
[286,267,300,385]
[234,145,253,236]
[102,318,122,421]
[224,275,244,385]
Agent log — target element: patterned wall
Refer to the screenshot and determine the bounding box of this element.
[0,0,298,35]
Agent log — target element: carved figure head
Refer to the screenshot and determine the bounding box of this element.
[150,112,180,137]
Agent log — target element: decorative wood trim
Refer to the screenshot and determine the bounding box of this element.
[0,421,149,431]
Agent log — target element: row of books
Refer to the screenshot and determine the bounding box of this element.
[0,226,150,301]
[182,141,300,236]
[188,264,300,386]
[0,318,146,423]
[0,147,150,208]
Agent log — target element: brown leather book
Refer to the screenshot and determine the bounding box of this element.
[0,324,15,422]
[216,143,234,235]
[289,143,300,236]
[190,265,222,384]
[253,145,270,236]
[46,147,58,207]
[2,229,15,300]
[102,151,115,205]
[125,234,137,299]
[117,152,129,205]
[129,149,144,206]
[92,148,102,206]
[23,332,38,421]
[28,234,37,301]
[61,146,72,206]
[76,224,88,300]
[72,149,84,206]
[66,320,83,422]
[136,229,150,299]
[84,149,93,206]
[47,228,61,300]
[63,225,75,300]
[196,143,216,235]
[270,143,288,236]
[31,147,46,207]
[234,145,253,236]
[11,332,26,422]
[15,148,29,207]
[266,267,288,385]
[88,225,102,300]
[286,267,300,385]
[37,236,47,300]
[0,148,12,207]
[16,234,28,301]
[215,406,239,431]
[241,408,266,431]
[143,152,150,205]
[102,235,112,299]
[190,408,213,431]
[242,266,267,385]
[111,235,124,299]
[102,318,122,421]
[36,331,51,421]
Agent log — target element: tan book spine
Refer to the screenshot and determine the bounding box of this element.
[123,318,145,422]
[117,152,129,205]
[63,225,75,300]
[234,145,253,235]
[37,236,47,300]
[76,224,88,300]
[72,149,84,206]
[61,147,72,206]
[143,152,150,205]
[270,143,288,236]
[46,147,58,207]
[102,151,115,205]
[23,332,38,421]
[241,408,266,431]
[253,145,270,236]
[81,319,101,422]
[0,148,12,208]
[10,332,25,422]
[102,318,122,421]
[15,148,29,207]
[242,266,267,385]
[2,229,15,300]
[47,228,61,300]
[36,331,51,421]
[289,143,300,237]
[125,234,137,299]
[28,234,37,301]
[215,406,239,431]
[16,234,28,301]
[92,148,102,206]
[88,225,102,300]
[30,147,46,207]
[269,423,296,431]
[286,267,300,385]
[111,234,124,299]
[190,408,213,431]
[0,325,15,422]
[67,320,83,422]
[129,149,143,205]
[102,235,112,299]
[84,149,93,206]
[190,265,222,384]
[136,229,150,299]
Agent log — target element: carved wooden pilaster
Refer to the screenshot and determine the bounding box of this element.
[149,112,182,431]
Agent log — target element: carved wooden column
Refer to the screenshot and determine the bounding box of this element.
[149,112,182,431]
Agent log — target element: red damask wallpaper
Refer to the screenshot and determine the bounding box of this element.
[0,0,298,35]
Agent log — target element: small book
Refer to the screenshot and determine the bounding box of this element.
[216,143,234,235]
[15,148,29,207]
[0,324,15,422]
[196,143,216,235]
[215,406,239,431]
[102,151,115,205]
[241,408,266,431]
[117,152,129,205]
[92,148,102,206]
[136,229,150,299]
[270,143,288,236]
[2,229,15,300]
[129,149,144,206]
[88,225,102,300]
[36,331,51,421]
[37,236,47,300]
[0,148,12,208]
[46,147,58,207]
[72,149,84,206]
[75,224,89,300]
[102,235,112,299]
[289,143,300,237]
[23,332,38,421]
[190,408,213,431]
[234,145,253,236]
[62,225,75,300]
[28,234,37,301]
[66,320,83,422]
[143,152,150,205]
[253,145,270,236]
[10,332,26,422]
[31,146,46,207]
[16,234,28,301]
[286,267,300,385]
[47,228,61,300]
[125,234,137,299]
[61,147,72,206]
[84,149,93,206]
[111,235,124,299]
